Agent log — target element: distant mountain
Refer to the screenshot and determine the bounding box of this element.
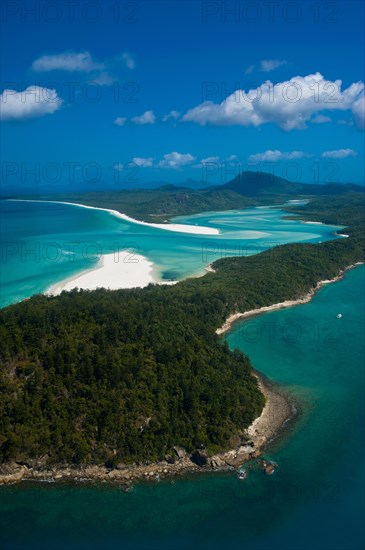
[6,172,363,223]
[218,171,363,196]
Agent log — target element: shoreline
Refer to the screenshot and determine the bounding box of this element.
[45,251,173,295]
[216,262,364,336]
[0,373,293,486]
[1,261,362,487]
[5,199,220,236]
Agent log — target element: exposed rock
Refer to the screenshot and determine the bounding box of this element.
[250,450,261,459]
[221,448,250,468]
[172,446,186,459]
[0,462,18,475]
[0,466,25,485]
[262,459,278,475]
[209,456,226,468]
[190,450,208,467]
[17,456,49,469]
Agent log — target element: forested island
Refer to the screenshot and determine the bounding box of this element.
[5,171,363,222]
[0,188,364,484]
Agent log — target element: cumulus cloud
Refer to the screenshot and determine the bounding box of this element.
[114,117,127,126]
[122,52,135,70]
[132,110,156,125]
[158,152,196,169]
[132,157,155,167]
[32,51,104,72]
[248,150,311,163]
[182,73,365,131]
[321,149,357,159]
[0,86,63,121]
[260,59,287,72]
[351,91,365,129]
[194,156,222,168]
[162,110,181,122]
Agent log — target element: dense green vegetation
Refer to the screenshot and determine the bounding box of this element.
[283,192,365,238]
[0,191,364,467]
[222,171,362,196]
[8,171,362,222]
[12,187,254,223]
[0,289,264,465]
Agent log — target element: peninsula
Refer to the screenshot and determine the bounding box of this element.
[0,188,364,485]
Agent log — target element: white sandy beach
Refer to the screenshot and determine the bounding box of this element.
[47,252,163,295]
[7,199,220,235]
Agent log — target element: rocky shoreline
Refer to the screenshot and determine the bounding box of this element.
[216,262,363,335]
[3,263,361,488]
[0,373,293,487]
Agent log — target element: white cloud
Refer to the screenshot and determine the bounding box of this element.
[114,117,127,126]
[248,150,311,163]
[245,65,255,75]
[158,152,196,169]
[32,51,104,72]
[321,149,357,159]
[182,73,365,131]
[132,110,156,125]
[92,71,117,86]
[132,157,155,167]
[194,156,222,168]
[32,51,121,87]
[0,86,63,121]
[351,91,365,129]
[311,114,332,124]
[162,110,181,122]
[113,163,124,171]
[260,59,287,72]
[122,52,135,70]
[201,156,221,164]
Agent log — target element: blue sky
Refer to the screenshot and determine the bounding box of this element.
[1,0,364,193]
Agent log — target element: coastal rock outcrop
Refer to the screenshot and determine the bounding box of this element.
[190,450,208,466]
[173,447,186,459]
[209,456,227,468]
[0,464,26,485]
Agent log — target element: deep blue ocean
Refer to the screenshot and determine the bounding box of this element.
[0,201,363,550]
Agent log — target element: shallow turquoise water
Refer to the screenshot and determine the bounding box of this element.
[1,266,364,550]
[0,202,363,547]
[0,200,344,308]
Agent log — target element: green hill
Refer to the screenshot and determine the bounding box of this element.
[5,171,362,223]
[219,171,363,196]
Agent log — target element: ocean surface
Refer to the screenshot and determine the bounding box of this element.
[0,202,363,550]
[0,199,344,308]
